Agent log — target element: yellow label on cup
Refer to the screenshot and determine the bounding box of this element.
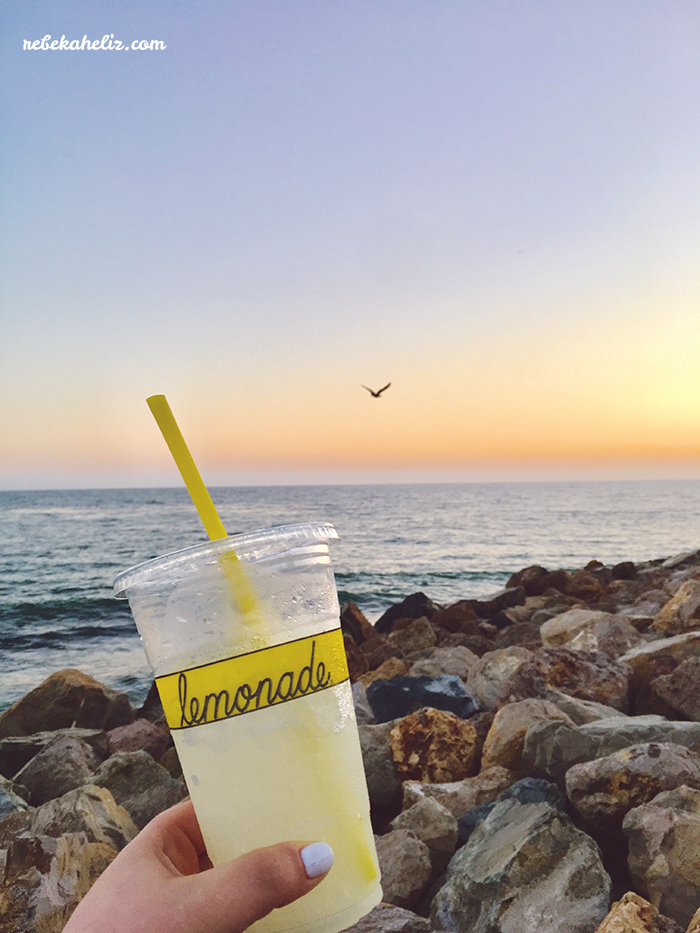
[156,627,349,730]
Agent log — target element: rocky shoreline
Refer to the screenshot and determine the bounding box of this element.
[3,548,700,931]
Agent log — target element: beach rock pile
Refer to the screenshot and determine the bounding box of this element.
[2,547,700,931]
[0,670,185,930]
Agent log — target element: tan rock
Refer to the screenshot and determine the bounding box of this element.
[593,890,683,932]
[389,796,458,873]
[619,632,700,691]
[687,905,700,933]
[359,658,410,688]
[374,830,432,909]
[407,646,478,682]
[480,699,573,773]
[0,784,138,851]
[540,609,613,647]
[567,743,700,833]
[401,765,517,818]
[13,735,102,806]
[390,709,478,783]
[653,579,700,634]
[388,617,437,655]
[0,670,133,739]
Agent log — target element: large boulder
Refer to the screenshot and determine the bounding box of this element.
[13,735,102,806]
[0,832,117,933]
[0,784,138,851]
[390,709,478,783]
[374,829,432,909]
[522,716,700,786]
[481,699,574,773]
[457,778,567,846]
[0,670,133,739]
[496,647,631,713]
[430,797,611,933]
[566,742,700,833]
[623,785,700,929]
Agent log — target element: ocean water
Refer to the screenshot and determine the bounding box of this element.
[1,480,700,713]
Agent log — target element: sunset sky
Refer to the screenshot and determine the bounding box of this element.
[2,1,699,488]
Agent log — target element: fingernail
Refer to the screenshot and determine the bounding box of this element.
[301,842,334,878]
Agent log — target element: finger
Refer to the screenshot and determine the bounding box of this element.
[131,799,206,876]
[176,840,334,933]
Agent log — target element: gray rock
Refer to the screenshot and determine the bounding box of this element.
[0,774,30,817]
[430,797,611,932]
[402,765,517,819]
[375,829,432,909]
[343,903,430,933]
[91,750,187,829]
[566,742,700,832]
[0,831,117,932]
[522,715,700,786]
[0,728,109,780]
[539,609,614,648]
[466,648,533,710]
[359,721,402,810]
[0,784,138,851]
[567,615,642,658]
[353,682,377,725]
[543,689,628,725]
[648,657,700,721]
[623,785,700,928]
[389,796,458,873]
[13,735,101,805]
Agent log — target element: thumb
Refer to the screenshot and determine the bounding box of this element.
[177,841,334,933]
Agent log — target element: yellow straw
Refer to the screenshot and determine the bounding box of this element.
[146,394,258,615]
[147,395,227,541]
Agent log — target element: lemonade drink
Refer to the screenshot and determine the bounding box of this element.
[114,523,382,933]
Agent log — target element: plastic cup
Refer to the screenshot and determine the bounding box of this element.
[114,522,382,933]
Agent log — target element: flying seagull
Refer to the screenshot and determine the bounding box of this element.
[361,382,391,398]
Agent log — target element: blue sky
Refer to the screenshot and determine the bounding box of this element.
[2,1,699,488]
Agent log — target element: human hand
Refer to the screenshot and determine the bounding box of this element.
[63,799,334,933]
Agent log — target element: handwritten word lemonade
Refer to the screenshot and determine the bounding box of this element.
[115,524,382,933]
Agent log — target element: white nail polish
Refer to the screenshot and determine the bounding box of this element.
[301,842,334,878]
